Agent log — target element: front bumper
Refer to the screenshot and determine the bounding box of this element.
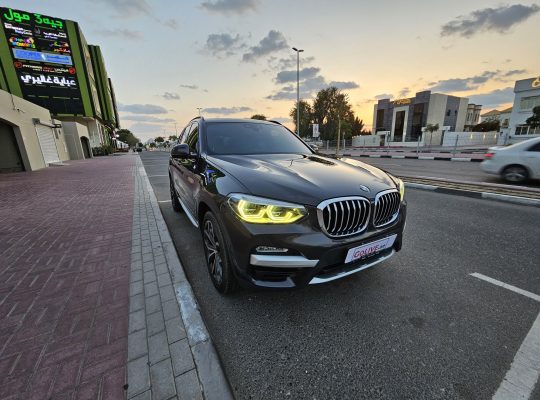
[220,202,407,289]
[480,160,499,174]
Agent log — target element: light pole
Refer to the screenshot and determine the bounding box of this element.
[292,47,304,135]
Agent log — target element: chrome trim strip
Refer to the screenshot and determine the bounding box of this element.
[309,250,395,284]
[373,189,400,228]
[178,197,199,228]
[249,254,319,268]
[316,196,371,238]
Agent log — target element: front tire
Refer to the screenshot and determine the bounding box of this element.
[202,212,238,294]
[170,178,182,212]
[502,165,528,183]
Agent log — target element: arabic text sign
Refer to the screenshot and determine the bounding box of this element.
[2,8,64,30]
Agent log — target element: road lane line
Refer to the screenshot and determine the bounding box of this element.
[470,273,540,302]
[158,200,172,203]
[147,175,169,177]
[470,273,540,399]
[492,312,540,400]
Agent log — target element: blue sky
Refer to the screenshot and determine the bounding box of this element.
[2,0,539,140]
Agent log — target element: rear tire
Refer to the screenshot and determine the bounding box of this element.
[502,165,528,183]
[170,178,182,212]
[201,211,238,294]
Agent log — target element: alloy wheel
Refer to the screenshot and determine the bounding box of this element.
[203,220,223,285]
[503,166,527,182]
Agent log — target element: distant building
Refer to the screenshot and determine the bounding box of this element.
[464,103,482,131]
[372,91,468,145]
[0,6,119,170]
[502,76,540,144]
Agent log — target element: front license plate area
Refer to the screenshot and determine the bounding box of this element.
[344,234,397,264]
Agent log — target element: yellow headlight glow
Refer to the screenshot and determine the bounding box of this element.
[230,195,307,224]
[398,179,405,201]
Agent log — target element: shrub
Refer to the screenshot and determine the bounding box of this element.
[92,145,114,156]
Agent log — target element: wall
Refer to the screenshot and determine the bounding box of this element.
[506,77,540,143]
[455,98,469,131]
[442,131,498,147]
[0,89,69,171]
[352,135,380,147]
[62,121,90,160]
[426,94,447,129]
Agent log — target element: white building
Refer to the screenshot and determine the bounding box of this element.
[500,76,540,144]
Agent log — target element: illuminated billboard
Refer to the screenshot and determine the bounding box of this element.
[0,7,84,114]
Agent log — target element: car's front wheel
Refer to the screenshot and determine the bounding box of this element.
[502,165,528,183]
[202,211,238,294]
[170,178,182,212]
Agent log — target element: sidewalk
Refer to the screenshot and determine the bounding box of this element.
[0,155,231,400]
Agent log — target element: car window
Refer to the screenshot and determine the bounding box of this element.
[206,122,311,155]
[178,125,190,144]
[186,123,199,154]
[526,142,540,152]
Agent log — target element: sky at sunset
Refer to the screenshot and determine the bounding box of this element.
[2,0,539,140]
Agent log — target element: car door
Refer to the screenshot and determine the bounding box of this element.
[524,141,540,178]
[182,122,203,216]
[170,124,192,203]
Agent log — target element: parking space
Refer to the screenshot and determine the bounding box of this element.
[140,151,540,399]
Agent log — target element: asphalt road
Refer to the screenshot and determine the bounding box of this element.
[348,157,540,188]
[139,151,540,400]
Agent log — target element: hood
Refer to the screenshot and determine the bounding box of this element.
[207,153,397,206]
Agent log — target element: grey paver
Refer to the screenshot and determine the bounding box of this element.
[150,359,177,400]
[128,329,148,361]
[145,281,159,297]
[148,331,170,365]
[159,284,175,302]
[130,293,145,313]
[145,294,161,315]
[157,272,172,288]
[165,317,187,344]
[129,309,146,334]
[130,389,152,400]
[128,356,151,398]
[170,339,195,376]
[147,311,165,336]
[162,299,180,321]
[143,270,157,283]
[130,280,143,296]
[175,369,203,400]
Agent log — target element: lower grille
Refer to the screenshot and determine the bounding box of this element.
[317,197,370,238]
[373,190,400,227]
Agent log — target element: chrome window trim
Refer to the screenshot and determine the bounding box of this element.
[373,189,400,228]
[317,196,371,238]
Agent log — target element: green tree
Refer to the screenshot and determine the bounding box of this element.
[471,120,500,132]
[312,87,354,141]
[250,114,267,120]
[168,135,178,142]
[526,106,540,129]
[425,123,439,134]
[351,117,365,137]
[116,129,139,147]
[155,136,165,143]
[149,142,156,148]
[289,100,313,137]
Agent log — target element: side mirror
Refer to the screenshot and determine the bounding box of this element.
[171,144,190,158]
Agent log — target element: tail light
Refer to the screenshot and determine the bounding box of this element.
[484,153,494,159]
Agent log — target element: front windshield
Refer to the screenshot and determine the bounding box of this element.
[206,122,311,155]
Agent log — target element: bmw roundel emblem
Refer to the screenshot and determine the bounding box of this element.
[359,185,370,192]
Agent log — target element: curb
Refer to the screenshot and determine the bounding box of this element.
[138,161,234,400]
[405,182,540,207]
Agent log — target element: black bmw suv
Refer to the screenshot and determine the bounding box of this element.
[169,117,406,293]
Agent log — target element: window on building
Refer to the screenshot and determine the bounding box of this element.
[520,96,540,110]
[411,103,425,141]
[446,110,451,116]
[515,125,529,135]
[376,109,385,130]
[454,110,458,116]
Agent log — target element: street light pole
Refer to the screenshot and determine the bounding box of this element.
[292,47,304,135]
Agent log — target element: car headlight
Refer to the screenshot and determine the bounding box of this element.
[396,178,405,201]
[228,194,307,224]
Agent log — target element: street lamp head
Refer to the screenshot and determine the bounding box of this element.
[292,47,304,53]
[292,47,298,51]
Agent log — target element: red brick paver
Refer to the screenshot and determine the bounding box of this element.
[0,156,135,400]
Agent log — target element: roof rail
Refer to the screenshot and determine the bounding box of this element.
[268,120,283,125]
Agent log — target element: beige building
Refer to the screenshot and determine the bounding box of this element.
[464,103,482,131]
[0,89,71,172]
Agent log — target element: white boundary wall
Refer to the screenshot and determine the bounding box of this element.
[442,131,498,147]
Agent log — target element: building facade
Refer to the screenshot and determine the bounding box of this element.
[0,6,119,170]
[372,91,468,145]
[464,103,482,131]
[503,76,540,144]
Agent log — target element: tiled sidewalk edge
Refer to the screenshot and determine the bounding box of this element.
[127,157,233,400]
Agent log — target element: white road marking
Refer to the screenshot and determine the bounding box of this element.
[470,273,540,302]
[157,200,172,203]
[451,157,472,162]
[470,273,540,400]
[405,183,437,191]
[147,175,169,177]
[481,193,540,207]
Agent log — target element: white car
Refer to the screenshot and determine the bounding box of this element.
[481,137,540,182]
